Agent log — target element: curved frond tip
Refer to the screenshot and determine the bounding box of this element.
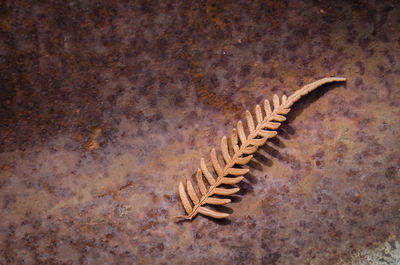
[175,77,346,221]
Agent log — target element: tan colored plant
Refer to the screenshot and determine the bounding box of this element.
[176,77,346,221]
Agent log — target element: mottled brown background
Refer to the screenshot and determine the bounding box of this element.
[0,0,399,264]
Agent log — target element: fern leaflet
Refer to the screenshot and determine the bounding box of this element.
[176,77,346,220]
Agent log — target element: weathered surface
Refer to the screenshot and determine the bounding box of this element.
[0,0,399,264]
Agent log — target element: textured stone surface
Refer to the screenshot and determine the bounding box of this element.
[0,0,399,264]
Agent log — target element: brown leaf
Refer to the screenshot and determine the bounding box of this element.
[176,77,346,221]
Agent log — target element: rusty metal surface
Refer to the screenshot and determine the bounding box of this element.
[1,0,399,264]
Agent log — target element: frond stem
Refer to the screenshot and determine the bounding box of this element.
[181,77,346,220]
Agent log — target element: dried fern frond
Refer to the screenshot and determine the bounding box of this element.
[176,77,346,221]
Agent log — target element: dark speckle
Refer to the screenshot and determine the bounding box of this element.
[207,73,220,90]
[346,25,358,44]
[264,69,277,79]
[261,251,281,265]
[239,64,251,78]
[312,150,325,169]
[383,49,396,66]
[385,166,397,180]
[231,246,255,263]
[376,184,385,190]
[358,118,370,129]
[335,143,348,165]
[358,37,371,50]
[354,77,363,88]
[3,193,17,209]
[355,61,365,75]
[107,95,117,107]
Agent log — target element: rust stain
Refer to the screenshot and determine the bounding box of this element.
[98,181,135,199]
[0,0,399,264]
